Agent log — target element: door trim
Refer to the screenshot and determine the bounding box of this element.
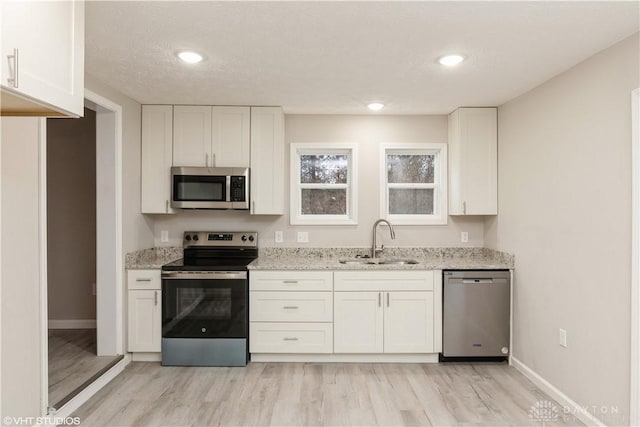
[631,87,639,426]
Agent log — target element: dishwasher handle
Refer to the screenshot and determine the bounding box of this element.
[462,279,494,284]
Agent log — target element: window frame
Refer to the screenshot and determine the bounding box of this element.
[290,142,358,225]
[379,142,448,225]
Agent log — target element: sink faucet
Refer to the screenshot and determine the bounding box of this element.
[372,219,396,258]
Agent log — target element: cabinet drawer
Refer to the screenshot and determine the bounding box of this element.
[250,291,332,322]
[250,271,333,291]
[249,322,333,353]
[334,271,434,291]
[127,269,161,290]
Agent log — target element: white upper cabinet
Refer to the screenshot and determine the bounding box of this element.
[173,105,250,167]
[448,107,498,215]
[212,106,250,167]
[1,0,84,117]
[250,106,284,215]
[173,106,212,167]
[141,105,175,214]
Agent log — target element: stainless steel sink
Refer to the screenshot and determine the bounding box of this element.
[338,258,419,265]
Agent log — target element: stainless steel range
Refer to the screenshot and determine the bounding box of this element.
[161,231,258,366]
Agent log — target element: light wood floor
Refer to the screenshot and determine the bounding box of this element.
[49,329,120,408]
[73,362,583,426]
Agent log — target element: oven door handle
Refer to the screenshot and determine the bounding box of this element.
[161,271,247,280]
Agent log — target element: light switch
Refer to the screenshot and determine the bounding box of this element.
[461,232,469,243]
[160,230,169,243]
[274,231,283,243]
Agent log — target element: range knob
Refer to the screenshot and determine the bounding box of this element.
[193,234,199,241]
[248,235,255,242]
[185,235,191,241]
[241,235,248,242]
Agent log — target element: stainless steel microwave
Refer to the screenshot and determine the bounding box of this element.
[171,167,249,210]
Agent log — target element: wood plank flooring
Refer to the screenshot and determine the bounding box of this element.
[72,362,584,426]
[49,329,120,408]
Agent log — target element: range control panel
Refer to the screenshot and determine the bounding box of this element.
[183,231,258,248]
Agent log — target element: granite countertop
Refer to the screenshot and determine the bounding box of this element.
[125,246,514,271]
[125,247,183,269]
[248,247,514,271]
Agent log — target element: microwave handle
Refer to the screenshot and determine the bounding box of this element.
[226,176,231,202]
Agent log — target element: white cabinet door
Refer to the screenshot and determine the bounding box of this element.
[250,106,284,215]
[128,289,161,352]
[334,291,383,353]
[211,106,250,167]
[384,291,434,353]
[1,0,84,116]
[141,105,175,214]
[173,106,212,167]
[448,107,497,215]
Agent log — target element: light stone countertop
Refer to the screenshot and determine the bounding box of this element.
[248,247,514,271]
[125,246,514,271]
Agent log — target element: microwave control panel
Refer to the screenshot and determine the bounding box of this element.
[230,176,246,201]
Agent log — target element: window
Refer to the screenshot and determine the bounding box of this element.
[380,143,447,225]
[290,143,357,225]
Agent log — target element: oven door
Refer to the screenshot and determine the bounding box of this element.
[161,271,247,339]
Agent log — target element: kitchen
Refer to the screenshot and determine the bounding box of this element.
[1,1,639,426]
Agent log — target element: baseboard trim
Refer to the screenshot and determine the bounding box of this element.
[48,319,96,329]
[131,352,161,362]
[47,353,131,419]
[250,353,439,363]
[510,356,606,427]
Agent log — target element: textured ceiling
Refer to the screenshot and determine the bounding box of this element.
[85,1,639,114]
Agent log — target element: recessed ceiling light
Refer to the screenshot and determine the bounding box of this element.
[367,102,384,111]
[438,54,465,67]
[177,51,203,64]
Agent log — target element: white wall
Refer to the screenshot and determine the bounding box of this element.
[85,75,154,253]
[1,118,44,418]
[153,114,485,248]
[484,33,639,424]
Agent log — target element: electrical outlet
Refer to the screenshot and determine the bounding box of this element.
[559,328,567,347]
[297,231,309,243]
[92,283,96,296]
[461,231,469,243]
[274,231,283,243]
[160,230,169,243]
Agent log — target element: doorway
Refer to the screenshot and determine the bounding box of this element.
[41,91,124,413]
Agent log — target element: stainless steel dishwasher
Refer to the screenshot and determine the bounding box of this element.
[442,270,511,360]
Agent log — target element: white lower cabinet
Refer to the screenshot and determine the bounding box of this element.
[250,323,333,353]
[249,270,441,359]
[334,271,436,354]
[249,271,333,353]
[127,270,161,352]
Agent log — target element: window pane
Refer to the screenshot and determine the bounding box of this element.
[301,189,347,215]
[389,189,434,215]
[387,155,434,183]
[300,155,348,184]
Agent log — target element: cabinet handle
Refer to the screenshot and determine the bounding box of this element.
[205,153,209,166]
[463,201,467,215]
[212,154,216,167]
[283,306,299,310]
[136,278,152,282]
[283,337,298,341]
[154,291,158,306]
[165,199,169,213]
[386,292,390,307]
[7,48,18,88]
[283,280,298,284]
[251,201,255,214]
[378,292,381,307]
